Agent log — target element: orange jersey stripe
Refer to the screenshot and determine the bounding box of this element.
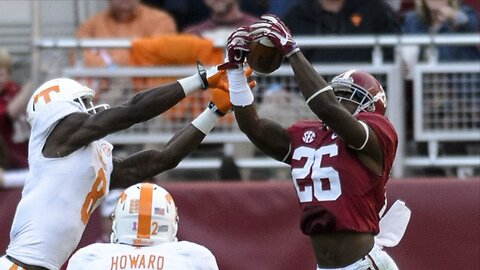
[137,183,153,238]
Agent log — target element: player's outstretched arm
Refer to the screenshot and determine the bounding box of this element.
[287,48,375,154]
[221,26,291,162]
[44,65,220,157]
[110,88,230,187]
[234,104,291,162]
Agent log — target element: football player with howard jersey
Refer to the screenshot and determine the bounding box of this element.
[221,15,410,270]
[0,65,255,270]
[67,183,219,270]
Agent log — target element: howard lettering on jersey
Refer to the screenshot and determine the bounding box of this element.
[111,254,164,270]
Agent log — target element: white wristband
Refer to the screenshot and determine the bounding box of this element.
[286,47,300,58]
[0,168,28,188]
[349,121,370,150]
[177,73,202,96]
[227,68,254,106]
[305,85,333,105]
[191,108,219,135]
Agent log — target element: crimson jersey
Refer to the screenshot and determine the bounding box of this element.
[286,112,397,235]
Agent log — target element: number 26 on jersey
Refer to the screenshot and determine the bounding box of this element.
[291,144,341,203]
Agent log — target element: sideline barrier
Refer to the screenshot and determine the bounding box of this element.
[1,178,479,269]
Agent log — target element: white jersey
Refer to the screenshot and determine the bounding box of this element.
[67,241,219,270]
[7,100,113,270]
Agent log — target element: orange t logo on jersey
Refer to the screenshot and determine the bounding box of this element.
[34,85,60,105]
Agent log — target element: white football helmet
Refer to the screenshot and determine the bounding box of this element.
[26,78,109,125]
[111,183,179,246]
[329,70,387,116]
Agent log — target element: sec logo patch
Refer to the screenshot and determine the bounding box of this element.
[302,131,315,144]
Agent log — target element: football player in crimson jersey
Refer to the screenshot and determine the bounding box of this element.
[67,183,218,270]
[0,65,255,270]
[220,15,407,269]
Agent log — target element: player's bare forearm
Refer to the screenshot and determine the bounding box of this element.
[288,52,380,158]
[111,125,205,188]
[287,52,348,121]
[288,52,328,100]
[288,52,354,129]
[120,82,186,124]
[70,82,186,146]
[234,105,290,161]
[158,124,206,167]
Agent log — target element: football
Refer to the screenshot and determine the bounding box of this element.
[246,38,284,76]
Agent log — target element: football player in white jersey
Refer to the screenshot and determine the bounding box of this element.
[67,182,219,270]
[0,64,254,270]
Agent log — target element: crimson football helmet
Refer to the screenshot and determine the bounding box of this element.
[329,70,387,115]
[26,78,109,125]
[111,183,179,246]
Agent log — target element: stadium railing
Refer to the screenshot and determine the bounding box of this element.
[32,34,480,178]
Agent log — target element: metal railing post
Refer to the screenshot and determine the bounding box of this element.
[30,0,41,88]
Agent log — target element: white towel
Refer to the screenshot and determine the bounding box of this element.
[375,200,411,248]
